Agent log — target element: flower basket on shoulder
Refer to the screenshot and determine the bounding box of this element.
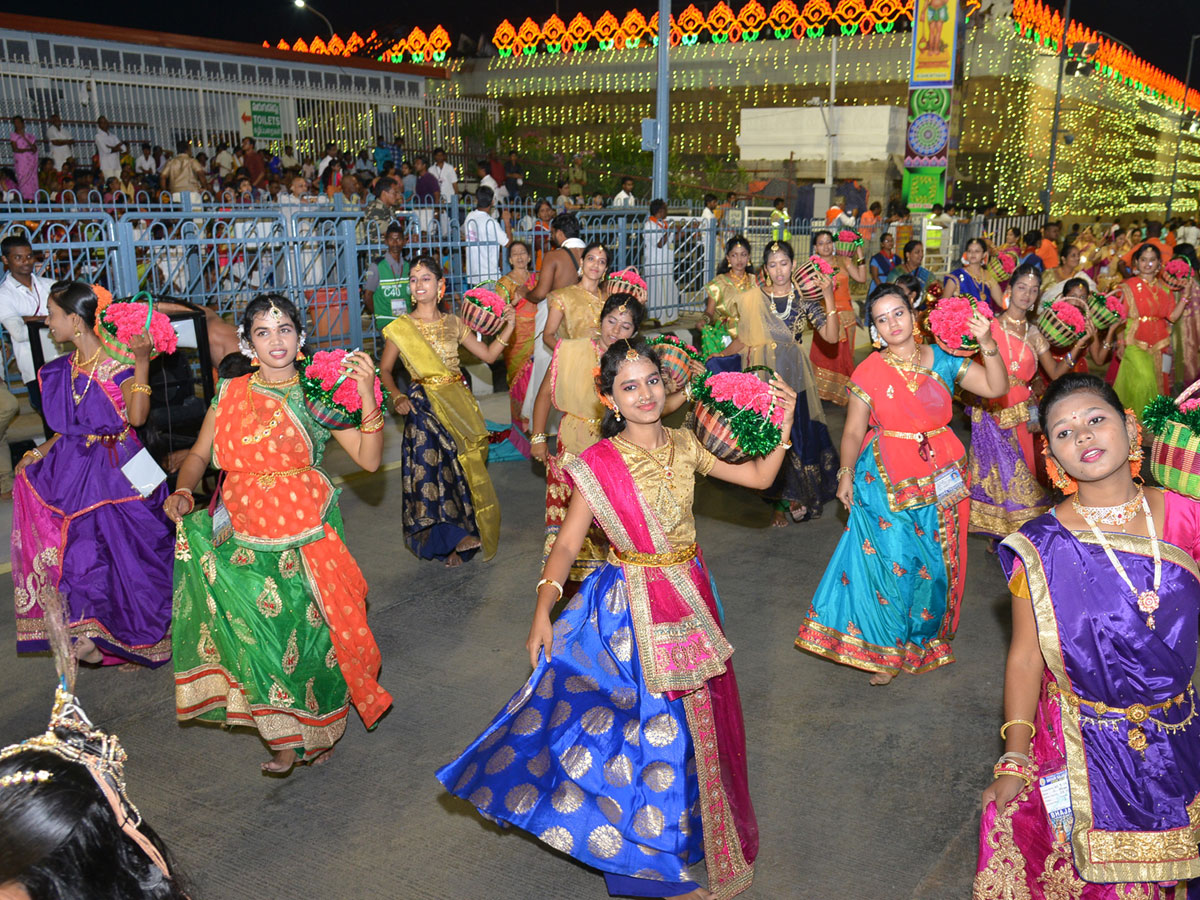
[986,250,1017,283]
[645,334,702,390]
[1037,300,1087,350]
[834,228,863,257]
[1086,291,1127,331]
[689,370,785,463]
[95,290,178,364]
[791,256,834,302]
[1162,258,1194,292]
[607,268,647,293]
[926,295,993,357]
[1144,382,1200,499]
[460,285,507,337]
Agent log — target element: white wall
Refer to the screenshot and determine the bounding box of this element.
[736,105,907,163]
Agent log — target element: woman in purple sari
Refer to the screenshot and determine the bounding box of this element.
[439,339,798,899]
[975,373,1200,898]
[11,282,173,667]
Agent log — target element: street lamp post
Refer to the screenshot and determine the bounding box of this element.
[1041,0,1071,219]
[293,0,334,40]
[1166,33,1200,222]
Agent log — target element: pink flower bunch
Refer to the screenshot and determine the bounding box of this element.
[1166,258,1191,279]
[304,349,383,412]
[1103,292,1127,316]
[608,268,647,291]
[705,372,786,427]
[464,288,507,317]
[808,255,835,275]
[998,251,1017,274]
[838,229,860,243]
[1180,397,1200,413]
[1050,300,1087,334]
[102,302,178,354]
[928,296,993,349]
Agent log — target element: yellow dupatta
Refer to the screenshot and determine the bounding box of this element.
[382,316,499,560]
[550,338,604,455]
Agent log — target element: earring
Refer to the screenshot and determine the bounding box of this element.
[614,410,622,422]
[1126,410,1144,479]
[437,287,445,301]
[1043,450,1078,495]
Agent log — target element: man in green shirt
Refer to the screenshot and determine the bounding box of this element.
[363,223,411,331]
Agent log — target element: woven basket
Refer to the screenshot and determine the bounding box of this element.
[1162,264,1193,293]
[834,230,863,257]
[1086,292,1123,331]
[791,260,830,302]
[461,300,503,337]
[986,251,1015,283]
[692,403,750,464]
[1150,379,1200,499]
[652,342,693,390]
[1036,305,1085,350]
[97,291,163,364]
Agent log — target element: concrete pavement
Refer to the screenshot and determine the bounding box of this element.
[1,393,1013,899]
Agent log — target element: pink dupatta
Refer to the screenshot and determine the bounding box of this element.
[565,439,757,898]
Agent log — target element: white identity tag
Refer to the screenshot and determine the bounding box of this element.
[1039,768,1074,845]
[391,297,407,316]
[934,465,967,507]
[121,447,167,498]
[211,498,234,547]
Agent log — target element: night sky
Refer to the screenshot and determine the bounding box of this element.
[29,0,1200,84]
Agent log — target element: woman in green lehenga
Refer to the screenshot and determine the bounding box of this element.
[165,294,392,775]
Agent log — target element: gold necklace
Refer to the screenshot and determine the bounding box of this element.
[249,371,299,389]
[1078,491,1161,629]
[1073,484,1144,526]
[615,433,676,480]
[71,346,104,404]
[997,315,1028,374]
[243,371,297,445]
[729,271,752,291]
[884,345,923,393]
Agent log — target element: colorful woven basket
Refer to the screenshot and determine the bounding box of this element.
[645,335,700,390]
[1086,292,1125,331]
[1147,381,1200,499]
[692,403,751,463]
[1037,302,1087,350]
[96,290,174,364]
[295,350,386,429]
[688,368,783,462]
[834,229,863,257]
[460,290,505,337]
[791,260,830,302]
[986,250,1017,283]
[1162,259,1194,292]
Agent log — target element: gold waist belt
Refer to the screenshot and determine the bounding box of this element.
[1048,682,1196,753]
[238,465,314,488]
[85,425,131,447]
[613,543,698,568]
[1130,336,1171,354]
[879,425,949,442]
[415,374,463,386]
[978,401,1029,431]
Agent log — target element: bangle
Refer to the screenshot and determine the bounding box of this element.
[530,433,549,445]
[392,395,409,413]
[1102,340,1114,349]
[130,382,152,395]
[168,489,195,515]
[359,415,384,434]
[777,440,792,451]
[992,761,1032,786]
[495,338,509,348]
[1001,719,1037,740]
[837,465,854,479]
[684,380,695,401]
[24,447,44,461]
[1064,352,1074,366]
[536,577,564,602]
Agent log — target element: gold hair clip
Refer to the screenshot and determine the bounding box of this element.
[0,769,52,788]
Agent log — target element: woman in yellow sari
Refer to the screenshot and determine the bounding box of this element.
[541,241,607,350]
[379,256,514,566]
[701,235,757,365]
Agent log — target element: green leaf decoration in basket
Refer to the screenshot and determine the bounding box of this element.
[1086,291,1127,331]
[1145,385,1200,500]
[689,369,785,461]
[96,290,179,364]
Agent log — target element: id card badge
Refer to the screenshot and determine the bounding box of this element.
[391,297,407,316]
[121,447,167,498]
[1038,768,1074,845]
[211,498,235,547]
[933,465,968,507]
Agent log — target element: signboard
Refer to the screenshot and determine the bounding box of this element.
[237,99,282,141]
[909,0,960,89]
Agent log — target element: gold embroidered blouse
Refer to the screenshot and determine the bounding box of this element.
[548,285,603,341]
[612,428,716,547]
[407,314,467,375]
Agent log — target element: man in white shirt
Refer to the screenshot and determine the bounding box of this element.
[1178,218,1200,247]
[316,143,340,180]
[430,147,459,200]
[475,160,508,207]
[93,116,125,180]
[0,236,61,410]
[462,186,512,286]
[212,141,235,183]
[135,143,157,178]
[613,176,636,208]
[928,203,954,228]
[45,114,73,170]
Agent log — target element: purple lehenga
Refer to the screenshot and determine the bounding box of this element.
[12,354,174,666]
[974,492,1200,898]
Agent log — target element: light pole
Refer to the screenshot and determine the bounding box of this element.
[293,0,334,39]
[1041,0,1071,219]
[1167,33,1200,222]
[650,0,669,200]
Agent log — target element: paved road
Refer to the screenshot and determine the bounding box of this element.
[2,396,1011,899]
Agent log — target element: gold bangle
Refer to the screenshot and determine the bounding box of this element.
[836,465,853,479]
[530,433,549,445]
[24,447,44,461]
[129,382,152,395]
[1000,719,1037,740]
[778,440,792,450]
[495,338,509,348]
[980,345,999,357]
[536,577,564,602]
[359,419,385,434]
[392,395,409,413]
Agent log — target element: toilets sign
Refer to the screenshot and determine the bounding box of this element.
[237,99,282,140]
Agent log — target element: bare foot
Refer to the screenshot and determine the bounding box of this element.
[73,637,103,665]
[770,511,789,528]
[261,749,297,774]
[868,672,895,686]
[308,747,334,767]
[454,535,482,554]
[790,503,808,522]
[445,552,463,568]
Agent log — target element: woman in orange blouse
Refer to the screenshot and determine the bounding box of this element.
[1113,243,1187,422]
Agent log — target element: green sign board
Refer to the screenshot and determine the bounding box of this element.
[237,99,282,141]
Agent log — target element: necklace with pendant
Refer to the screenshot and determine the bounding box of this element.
[767,285,795,323]
[71,346,104,404]
[884,346,923,393]
[1073,484,1144,525]
[998,316,1027,375]
[1079,490,1161,629]
[730,271,752,291]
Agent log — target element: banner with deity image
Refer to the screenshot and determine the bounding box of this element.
[902,0,961,211]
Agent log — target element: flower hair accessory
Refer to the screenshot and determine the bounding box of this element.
[236,323,255,360]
